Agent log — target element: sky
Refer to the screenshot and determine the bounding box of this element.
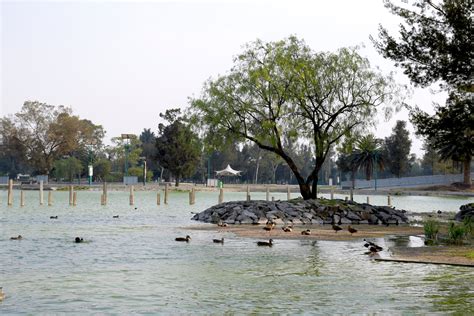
[1,0,446,156]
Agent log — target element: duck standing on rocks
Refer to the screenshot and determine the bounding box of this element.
[332,224,342,233]
[175,235,191,242]
[301,229,311,235]
[213,238,224,244]
[10,235,22,240]
[348,225,358,236]
[257,239,273,247]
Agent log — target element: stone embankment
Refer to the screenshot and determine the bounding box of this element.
[455,203,474,221]
[192,199,409,225]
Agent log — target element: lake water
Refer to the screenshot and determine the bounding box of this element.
[1,190,473,314]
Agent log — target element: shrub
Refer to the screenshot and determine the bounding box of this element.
[424,220,440,242]
[463,216,473,236]
[447,222,465,245]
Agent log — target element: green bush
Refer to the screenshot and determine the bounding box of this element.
[424,220,440,242]
[447,222,465,245]
[463,216,473,236]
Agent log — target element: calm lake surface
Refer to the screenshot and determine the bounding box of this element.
[1,190,473,314]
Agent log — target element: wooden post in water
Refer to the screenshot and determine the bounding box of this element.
[20,190,25,207]
[102,182,108,205]
[388,194,391,206]
[271,196,275,202]
[366,196,370,204]
[101,194,105,206]
[350,189,354,201]
[189,190,193,205]
[7,179,13,206]
[48,191,53,206]
[164,184,169,205]
[330,187,334,200]
[39,180,44,205]
[287,186,291,201]
[266,187,270,201]
[218,188,224,204]
[246,186,250,202]
[73,191,77,206]
[192,188,196,204]
[129,185,134,206]
[156,192,161,205]
[69,185,73,206]
[345,196,348,201]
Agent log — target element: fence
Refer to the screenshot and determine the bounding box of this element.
[341,172,474,189]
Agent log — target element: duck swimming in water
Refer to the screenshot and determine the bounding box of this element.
[75,237,84,243]
[363,239,383,251]
[175,235,191,242]
[213,238,224,244]
[50,216,58,219]
[113,215,119,218]
[10,235,22,240]
[257,239,273,247]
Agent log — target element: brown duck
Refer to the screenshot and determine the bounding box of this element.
[257,239,273,247]
[332,224,342,233]
[301,229,311,235]
[175,235,191,242]
[348,225,358,236]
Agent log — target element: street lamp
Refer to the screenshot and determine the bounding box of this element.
[121,134,135,177]
[139,156,147,186]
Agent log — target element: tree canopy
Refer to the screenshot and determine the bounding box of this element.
[190,36,401,199]
[155,109,201,186]
[371,0,472,91]
[384,120,412,177]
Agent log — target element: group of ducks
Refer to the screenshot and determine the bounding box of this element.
[261,220,359,236]
[174,235,274,247]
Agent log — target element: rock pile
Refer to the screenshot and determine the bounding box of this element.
[192,199,409,225]
[455,203,474,221]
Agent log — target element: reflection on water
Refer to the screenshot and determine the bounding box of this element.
[0,191,473,314]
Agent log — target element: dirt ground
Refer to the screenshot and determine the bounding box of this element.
[188,223,474,267]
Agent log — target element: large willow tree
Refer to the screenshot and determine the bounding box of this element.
[190,37,402,199]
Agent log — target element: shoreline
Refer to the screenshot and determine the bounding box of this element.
[188,223,474,267]
[2,182,474,198]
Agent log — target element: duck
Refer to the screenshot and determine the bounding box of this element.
[75,237,84,243]
[348,225,358,235]
[282,225,293,232]
[10,235,22,240]
[217,221,228,227]
[213,238,224,244]
[0,287,5,301]
[332,224,343,233]
[263,221,275,232]
[257,239,273,247]
[50,216,58,219]
[301,229,311,235]
[113,215,119,218]
[175,235,191,242]
[363,239,383,251]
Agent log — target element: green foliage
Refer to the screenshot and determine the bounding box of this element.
[410,92,473,185]
[372,0,472,90]
[349,134,385,181]
[384,120,412,177]
[53,157,83,182]
[156,109,201,186]
[93,158,111,182]
[190,36,402,199]
[463,216,473,236]
[127,167,153,182]
[447,222,466,245]
[424,219,440,242]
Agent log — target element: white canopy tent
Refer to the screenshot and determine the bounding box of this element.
[215,164,241,177]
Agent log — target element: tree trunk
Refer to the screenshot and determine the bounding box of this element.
[298,182,312,200]
[311,175,318,199]
[463,156,472,186]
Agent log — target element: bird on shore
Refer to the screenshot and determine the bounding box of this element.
[50,216,58,219]
[348,225,358,236]
[217,221,228,227]
[257,239,273,247]
[113,215,119,218]
[10,235,22,240]
[332,224,343,233]
[282,224,293,232]
[175,235,191,242]
[263,221,275,232]
[301,229,311,235]
[75,237,84,243]
[213,238,224,244]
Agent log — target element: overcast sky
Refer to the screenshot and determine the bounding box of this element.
[1,0,445,156]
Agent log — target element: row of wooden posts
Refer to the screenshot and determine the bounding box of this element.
[4,179,392,207]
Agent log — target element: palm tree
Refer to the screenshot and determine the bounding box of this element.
[350,134,385,181]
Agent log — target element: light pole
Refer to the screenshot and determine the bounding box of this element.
[121,134,135,178]
[140,157,147,186]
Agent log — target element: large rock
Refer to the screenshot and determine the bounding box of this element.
[191,199,410,225]
[455,203,474,221]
